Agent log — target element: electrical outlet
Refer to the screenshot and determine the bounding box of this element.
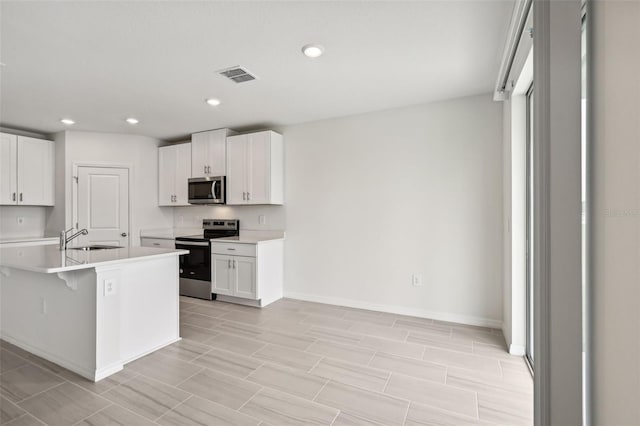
[259,215,266,225]
[104,279,116,296]
[412,274,423,287]
[16,217,24,225]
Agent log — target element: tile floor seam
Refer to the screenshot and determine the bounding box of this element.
[112,396,172,425]
[381,371,393,393]
[306,355,325,374]
[234,385,264,412]
[11,413,47,426]
[310,378,330,403]
[401,399,411,426]
[164,365,205,389]
[69,402,114,426]
[0,363,29,377]
[13,377,66,405]
[153,392,194,423]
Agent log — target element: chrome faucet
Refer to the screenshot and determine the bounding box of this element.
[59,228,88,250]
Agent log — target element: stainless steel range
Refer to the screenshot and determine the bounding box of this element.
[175,219,239,300]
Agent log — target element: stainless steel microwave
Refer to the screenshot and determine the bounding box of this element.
[188,176,225,204]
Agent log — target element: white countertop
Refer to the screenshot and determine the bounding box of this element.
[212,230,285,244]
[140,228,285,244]
[139,228,202,240]
[0,245,188,274]
[0,236,59,244]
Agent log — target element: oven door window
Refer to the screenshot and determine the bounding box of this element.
[189,181,217,200]
[176,244,211,281]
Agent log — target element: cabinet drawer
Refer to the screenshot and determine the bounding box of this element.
[211,242,256,257]
[141,237,175,249]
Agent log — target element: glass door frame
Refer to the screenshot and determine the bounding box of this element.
[525,81,535,372]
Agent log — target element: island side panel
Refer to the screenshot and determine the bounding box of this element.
[0,268,98,377]
[114,255,180,364]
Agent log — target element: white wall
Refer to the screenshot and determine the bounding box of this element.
[282,94,504,326]
[591,1,640,423]
[45,131,173,246]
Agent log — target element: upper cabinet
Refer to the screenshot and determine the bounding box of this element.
[226,131,283,205]
[0,133,54,206]
[158,143,191,206]
[191,128,236,178]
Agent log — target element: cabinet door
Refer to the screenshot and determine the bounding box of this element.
[17,137,54,206]
[226,135,248,205]
[174,143,192,205]
[0,133,17,205]
[234,256,257,299]
[158,145,175,206]
[212,254,234,296]
[208,129,227,176]
[247,132,270,205]
[191,132,209,177]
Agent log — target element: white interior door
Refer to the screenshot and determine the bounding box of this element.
[76,166,129,247]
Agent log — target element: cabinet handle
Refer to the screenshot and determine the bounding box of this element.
[227,248,236,251]
[204,165,207,175]
[19,193,23,202]
[228,259,231,268]
[153,243,160,246]
[233,260,236,269]
[12,193,16,201]
[247,192,250,201]
[207,166,211,174]
[242,192,246,200]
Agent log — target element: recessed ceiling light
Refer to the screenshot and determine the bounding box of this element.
[60,118,75,125]
[302,44,324,58]
[126,117,140,125]
[206,98,221,106]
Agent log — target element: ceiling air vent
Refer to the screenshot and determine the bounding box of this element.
[217,66,257,83]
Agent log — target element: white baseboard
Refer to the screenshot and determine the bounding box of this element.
[509,344,526,356]
[283,291,503,329]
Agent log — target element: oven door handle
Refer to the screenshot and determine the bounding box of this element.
[175,241,210,247]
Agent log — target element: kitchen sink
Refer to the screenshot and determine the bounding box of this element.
[68,245,124,251]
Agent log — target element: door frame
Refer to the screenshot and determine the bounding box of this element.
[525,82,535,372]
[72,162,133,247]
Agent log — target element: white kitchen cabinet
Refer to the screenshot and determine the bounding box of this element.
[211,240,283,307]
[140,237,175,249]
[226,130,283,205]
[191,128,236,178]
[0,133,54,206]
[158,143,191,206]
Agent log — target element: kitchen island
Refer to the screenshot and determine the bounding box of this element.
[0,245,188,381]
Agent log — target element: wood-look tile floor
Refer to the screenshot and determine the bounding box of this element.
[0,298,533,426]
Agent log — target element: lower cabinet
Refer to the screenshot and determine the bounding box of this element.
[212,254,256,299]
[211,241,283,306]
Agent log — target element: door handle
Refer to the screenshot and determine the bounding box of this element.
[121,233,127,237]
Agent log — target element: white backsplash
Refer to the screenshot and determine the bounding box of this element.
[0,206,49,238]
[173,205,286,231]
